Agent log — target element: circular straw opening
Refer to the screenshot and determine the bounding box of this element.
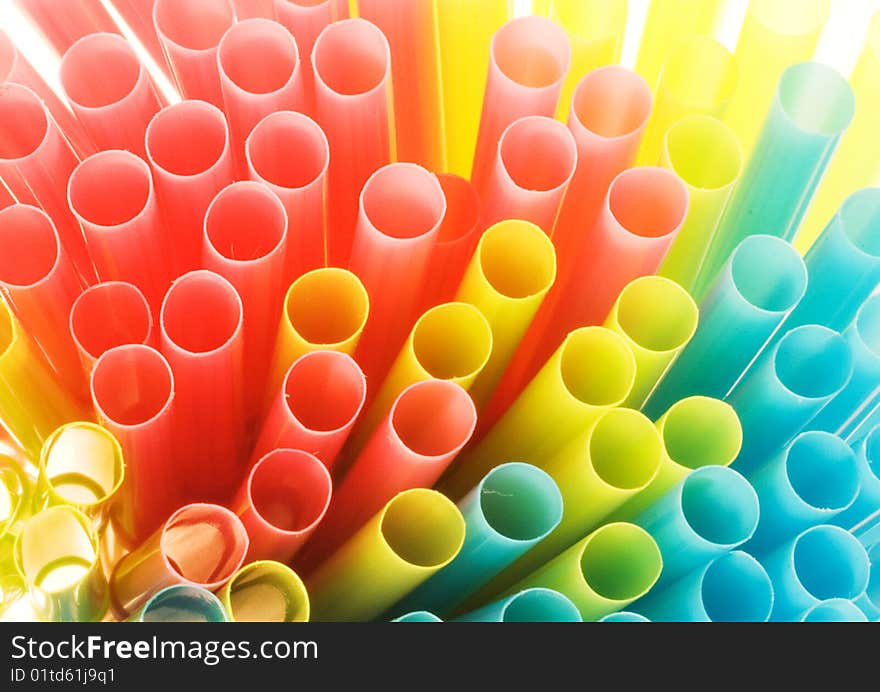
[91,346,173,427]
[312,19,389,96]
[580,523,662,602]
[285,268,368,346]
[665,116,741,190]
[249,451,331,533]
[777,62,854,136]
[775,327,852,400]
[662,397,742,471]
[380,490,464,568]
[786,433,858,511]
[411,303,492,380]
[0,206,59,287]
[248,112,328,189]
[801,598,868,622]
[284,351,365,433]
[502,589,580,622]
[390,381,476,458]
[479,221,556,299]
[599,612,650,622]
[701,552,773,622]
[161,272,242,354]
[590,410,661,491]
[730,235,807,313]
[572,66,652,139]
[154,0,235,51]
[68,151,151,227]
[146,101,229,177]
[0,83,48,159]
[680,467,759,546]
[205,183,287,262]
[751,0,830,38]
[436,174,481,244]
[499,117,576,192]
[839,188,880,258]
[560,328,636,407]
[793,526,870,601]
[17,506,97,593]
[362,164,446,240]
[61,34,141,108]
[608,168,688,239]
[219,19,298,94]
[664,37,737,110]
[479,463,563,542]
[225,561,309,622]
[141,585,227,623]
[71,283,152,361]
[615,277,698,352]
[42,424,124,508]
[492,16,569,88]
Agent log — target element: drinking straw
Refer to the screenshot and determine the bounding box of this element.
[246,111,329,276]
[0,205,88,397]
[800,599,869,623]
[232,0,273,18]
[59,33,162,158]
[455,220,556,408]
[442,327,636,499]
[350,163,446,383]
[657,115,742,292]
[0,452,30,543]
[12,0,119,54]
[724,0,831,156]
[232,450,331,564]
[635,551,773,622]
[455,588,581,623]
[302,381,476,567]
[510,522,662,622]
[109,503,249,619]
[634,0,724,91]
[308,489,465,622]
[312,18,392,266]
[635,466,759,585]
[726,325,853,475]
[855,544,880,621]
[598,612,650,623]
[0,83,93,283]
[797,13,880,252]
[90,345,177,544]
[152,0,235,107]
[357,0,444,170]
[106,0,169,79]
[481,116,577,235]
[134,584,229,623]
[392,611,442,623]
[397,463,562,617]
[254,351,366,471]
[217,19,304,177]
[760,524,869,622]
[470,16,570,192]
[603,276,698,408]
[435,0,510,178]
[159,271,244,502]
[218,560,309,622]
[14,506,108,622]
[644,235,807,415]
[67,150,172,312]
[202,181,288,418]
[833,426,880,531]
[637,36,737,167]
[697,62,854,295]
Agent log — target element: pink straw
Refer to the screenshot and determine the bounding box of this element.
[145,100,234,277]
[60,33,162,158]
[246,110,329,276]
[232,0,274,18]
[312,18,392,266]
[13,0,119,54]
[232,449,332,563]
[481,115,577,234]
[106,1,170,78]
[253,350,367,470]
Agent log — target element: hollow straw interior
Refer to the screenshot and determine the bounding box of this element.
[792,526,870,601]
[615,278,698,352]
[247,112,328,189]
[665,116,742,190]
[71,283,152,361]
[663,37,737,110]
[491,16,570,89]
[608,168,688,239]
[161,272,242,354]
[283,351,365,433]
[750,0,830,37]
[362,164,446,240]
[225,561,309,622]
[501,589,581,622]
[42,424,123,507]
[777,62,854,136]
[786,433,858,511]
[579,524,662,601]
[560,329,636,407]
[312,19,389,96]
[60,34,141,108]
[153,0,235,51]
[17,507,97,593]
[478,463,563,542]
[774,327,853,400]
[91,346,173,427]
[590,410,662,491]
[436,174,480,244]
[838,188,880,258]
[571,66,652,139]
[499,117,576,192]
[0,83,49,159]
[147,101,229,177]
[141,585,227,623]
[680,467,759,546]
[205,183,286,262]
[700,552,774,622]
[68,152,151,227]
[284,269,368,346]
[411,304,492,380]
[219,19,298,94]
[380,490,465,568]
[479,221,556,299]
[801,598,868,622]
[0,205,59,287]
[390,381,476,457]
[662,398,742,471]
[248,451,332,533]
[729,235,807,313]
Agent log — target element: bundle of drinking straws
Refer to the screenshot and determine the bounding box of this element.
[1,0,879,624]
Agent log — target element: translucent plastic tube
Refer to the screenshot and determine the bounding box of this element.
[603,276,698,408]
[307,489,465,622]
[726,325,853,475]
[312,18,392,265]
[246,111,329,277]
[800,598,869,623]
[645,235,807,415]
[218,560,309,622]
[232,450,331,564]
[152,0,235,106]
[455,588,581,623]
[470,16,570,192]
[145,101,234,276]
[59,33,162,158]
[13,0,119,54]
[833,426,880,530]
[231,0,273,19]
[0,451,30,545]
[134,584,228,623]
[106,0,169,79]
[855,544,880,620]
[636,551,773,622]
[109,503,249,619]
[481,116,577,234]
[392,611,442,623]
[598,611,650,623]
[68,150,172,313]
[159,271,244,502]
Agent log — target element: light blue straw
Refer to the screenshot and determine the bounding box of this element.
[392,611,443,622]
[135,585,228,623]
[799,599,869,622]
[834,426,880,530]
[453,588,581,622]
[598,611,651,622]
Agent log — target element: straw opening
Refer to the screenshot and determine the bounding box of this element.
[775,327,852,400]
[205,183,287,262]
[153,0,235,51]
[0,84,49,160]
[219,19,298,94]
[380,490,464,568]
[608,168,688,239]
[0,206,59,287]
[362,164,446,240]
[285,269,368,345]
[579,524,661,601]
[412,303,492,380]
[313,19,389,96]
[615,277,698,353]
[71,283,152,361]
[147,102,229,177]
[801,598,868,622]
[42,424,124,508]
[730,235,807,313]
[499,117,576,192]
[436,174,480,244]
[161,272,242,354]
[226,561,309,622]
[590,410,661,491]
[680,467,759,546]
[61,34,141,109]
[792,526,869,601]
[92,346,173,427]
[249,451,331,533]
[248,112,328,189]
[662,398,742,470]
[492,17,569,89]
[479,463,562,542]
[479,221,556,299]
[839,188,880,258]
[786,433,858,512]
[665,116,741,190]
[17,507,98,593]
[501,589,580,622]
[560,329,636,407]
[572,66,651,139]
[284,351,365,433]
[391,381,476,458]
[141,585,227,622]
[777,62,854,136]
[701,552,773,622]
[69,152,152,227]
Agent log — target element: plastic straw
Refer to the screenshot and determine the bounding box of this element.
[110,503,249,619]
[68,150,171,312]
[800,598,869,623]
[855,544,880,620]
[232,0,273,18]
[657,115,742,292]
[134,584,228,623]
[218,560,309,622]
[232,450,331,564]
[59,33,162,158]
[153,0,235,106]
[636,551,773,622]
[145,100,234,277]
[833,426,880,531]
[455,588,581,623]
[760,524,869,622]
[637,36,737,167]
[312,18,392,266]
[455,220,556,409]
[392,611,442,623]
[598,612,650,622]
[106,0,170,79]
[645,235,807,415]
[511,522,662,622]
[90,345,177,544]
[246,111,329,276]
[254,351,366,471]
[13,0,119,54]
[470,16,570,192]
[14,506,107,621]
[307,489,465,622]
[0,451,30,545]
[727,325,853,475]
[481,116,577,234]
[603,276,698,408]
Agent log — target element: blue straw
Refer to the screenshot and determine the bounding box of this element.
[135,585,228,623]
[392,611,443,622]
[799,599,869,622]
[453,588,581,622]
[598,611,651,622]
[834,425,880,530]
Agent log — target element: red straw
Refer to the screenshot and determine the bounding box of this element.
[106,0,170,78]
[13,0,119,54]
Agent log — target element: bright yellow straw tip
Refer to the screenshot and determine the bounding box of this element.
[220,560,309,622]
